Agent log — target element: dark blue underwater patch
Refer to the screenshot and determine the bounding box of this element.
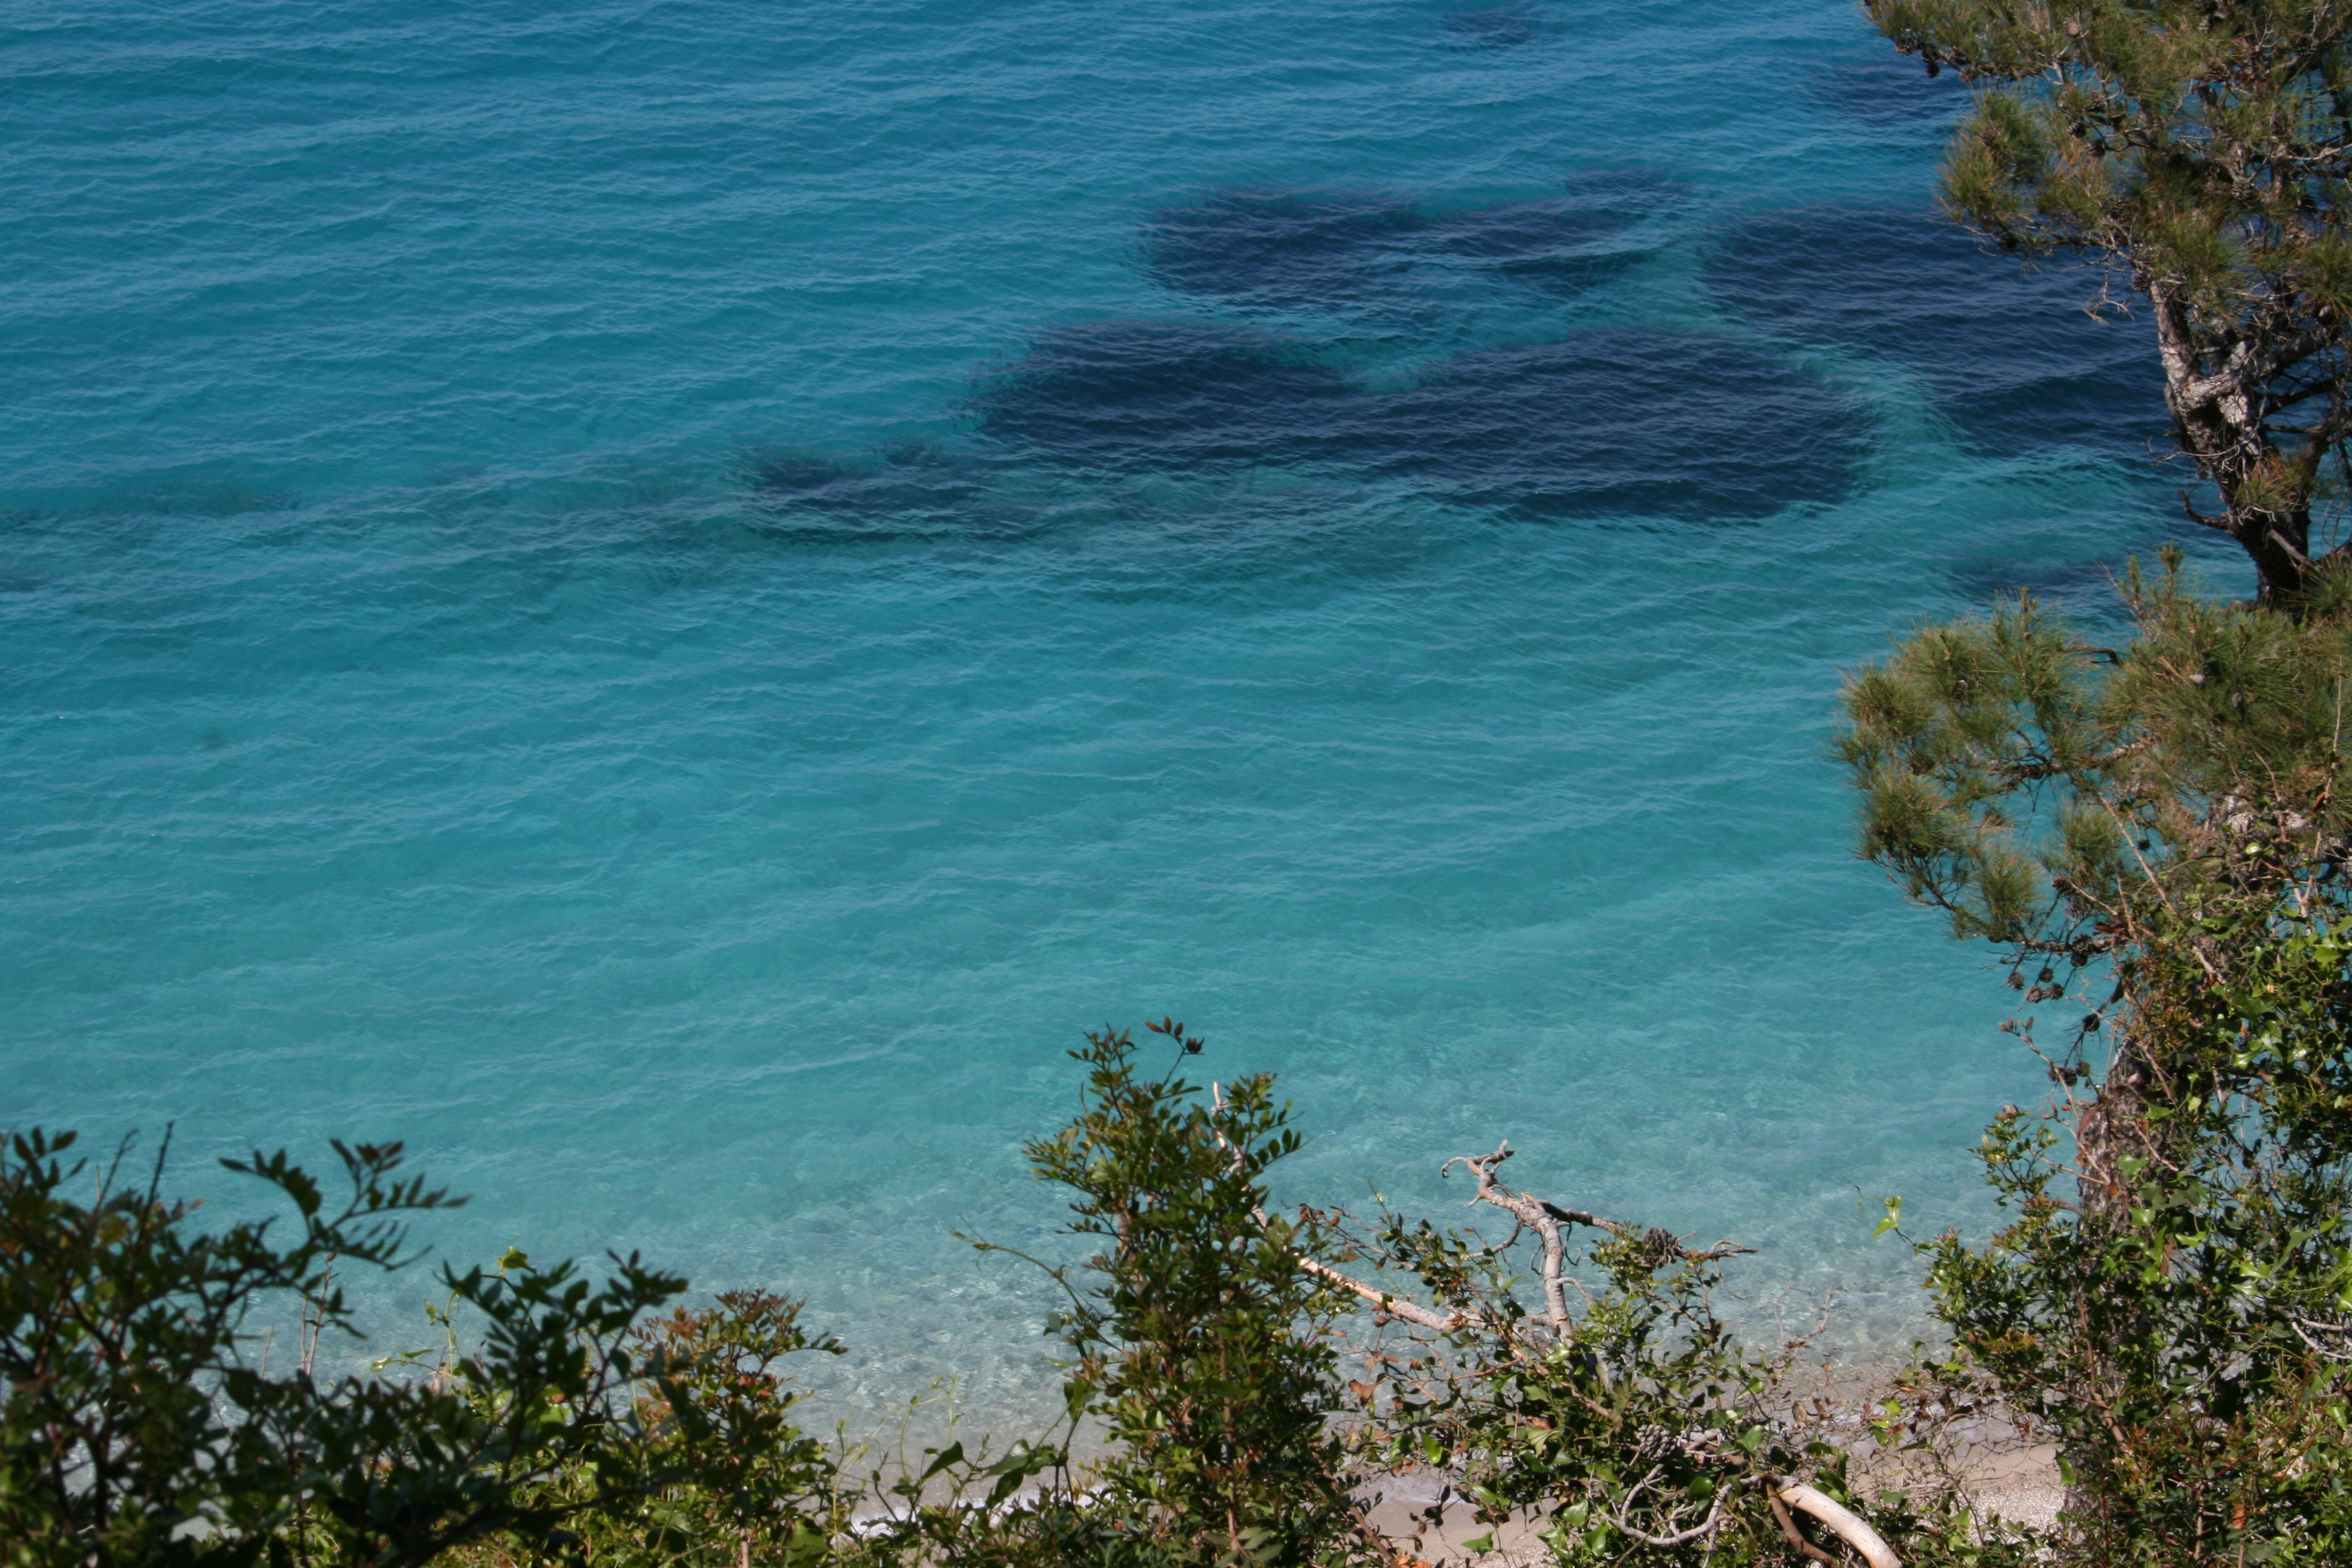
[973,321,1861,521]
[1416,191,1659,296]
[746,446,1002,539]
[1945,552,2139,607]
[1706,207,2167,457]
[1350,331,1861,520]
[969,321,1354,469]
[1139,194,1425,312]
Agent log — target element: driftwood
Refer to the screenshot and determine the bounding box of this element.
[1774,1483,1900,1568]
[1210,1105,1904,1567]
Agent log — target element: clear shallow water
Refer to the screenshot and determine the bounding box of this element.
[1,0,2231,1420]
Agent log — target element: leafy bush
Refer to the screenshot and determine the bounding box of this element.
[959,1019,1380,1568]
[426,1285,855,1568]
[0,1128,694,1567]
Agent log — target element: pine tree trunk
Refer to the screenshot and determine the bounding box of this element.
[2058,1018,2162,1532]
[2076,1021,2154,1226]
[2148,281,2316,602]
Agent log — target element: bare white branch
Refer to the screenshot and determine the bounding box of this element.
[1775,1482,1901,1568]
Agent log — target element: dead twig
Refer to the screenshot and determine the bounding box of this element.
[1607,1486,1726,1549]
[1771,1490,1840,1566]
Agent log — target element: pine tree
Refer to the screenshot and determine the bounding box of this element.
[1837,554,2352,1560]
[1869,0,2352,601]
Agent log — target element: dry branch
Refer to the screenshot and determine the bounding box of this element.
[1200,1106,1906,1565]
[1773,1483,1900,1568]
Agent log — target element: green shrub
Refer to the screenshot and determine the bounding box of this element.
[0,1128,694,1567]
[963,1019,1382,1568]
[423,1284,855,1568]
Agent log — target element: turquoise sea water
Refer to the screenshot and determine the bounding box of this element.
[2,0,2231,1418]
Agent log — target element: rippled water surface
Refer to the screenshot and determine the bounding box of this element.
[1,0,2226,1416]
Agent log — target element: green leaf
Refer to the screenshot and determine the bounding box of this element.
[780,1522,831,1568]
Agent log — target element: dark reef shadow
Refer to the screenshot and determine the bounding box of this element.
[1949,514,2236,607]
[1417,191,1659,296]
[1559,164,1688,207]
[1350,330,1864,521]
[1706,207,2167,457]
[971,319,1862,521]
[969,321,1354,471]
[1947,554,2132,607]
[1440,5,1543,48]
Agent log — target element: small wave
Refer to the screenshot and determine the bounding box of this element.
[1138,174,1674,314]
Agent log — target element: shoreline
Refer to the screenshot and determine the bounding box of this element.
[855,1357,2064,1557]
[1363,1359,2063,1564]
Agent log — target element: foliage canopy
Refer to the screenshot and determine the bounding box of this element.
[1867,0,2352,598]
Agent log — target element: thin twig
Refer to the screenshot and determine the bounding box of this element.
[1607,1487,1725,1548]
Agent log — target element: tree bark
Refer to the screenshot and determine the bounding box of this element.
[2149,280,2318,601]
